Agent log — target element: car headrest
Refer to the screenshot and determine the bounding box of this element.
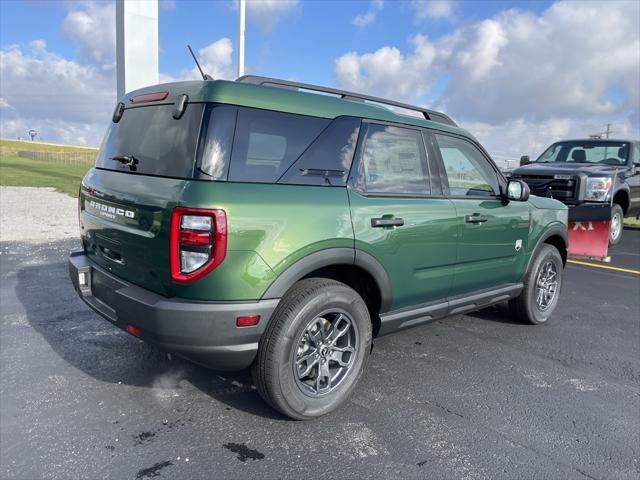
[618,146,628,158]
[571,149,586,162]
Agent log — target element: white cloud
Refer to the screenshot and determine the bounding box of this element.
[335,34,438,102]
[335,1,640,159]
[411,0,458,21]
[0,98,15,110]
[352,0,384,28]
[0,44,115,146]
[244,0,299,32]
[29,39,47,53]
[179,38,235,81]
[60,1,116,67]
[441,1,640,123]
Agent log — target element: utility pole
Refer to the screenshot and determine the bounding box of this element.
[605,123,611,139]
[238,0,245,78]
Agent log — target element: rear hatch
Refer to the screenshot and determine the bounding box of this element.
[80,91,206,296]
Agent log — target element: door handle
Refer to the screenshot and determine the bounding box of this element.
[465,214,488,224]
[371,217,405,228]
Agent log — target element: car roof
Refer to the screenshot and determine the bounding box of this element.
[123,79,471,139]
[550,138,639,144]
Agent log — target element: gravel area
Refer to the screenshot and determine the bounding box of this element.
[0,187,79,243]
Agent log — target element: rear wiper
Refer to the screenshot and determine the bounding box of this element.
[110,155,138,171]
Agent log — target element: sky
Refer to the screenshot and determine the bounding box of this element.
[0,0,638,163]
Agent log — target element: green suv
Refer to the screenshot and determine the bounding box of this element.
[69,76,568,419]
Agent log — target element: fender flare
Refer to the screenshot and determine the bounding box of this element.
[261,248,393,313]
[525,225,568,274]
[612,186,630,213]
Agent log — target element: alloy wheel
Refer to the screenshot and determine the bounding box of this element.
[293,310,359,397]
[535,260,558,311]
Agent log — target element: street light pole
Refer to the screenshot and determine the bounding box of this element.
[238,0,245,78]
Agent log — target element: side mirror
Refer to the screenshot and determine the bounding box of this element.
[506,179,530,202]
[519,155,531,166]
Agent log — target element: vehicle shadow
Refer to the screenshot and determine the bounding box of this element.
[466,303,521,324]
[12,239,284,420]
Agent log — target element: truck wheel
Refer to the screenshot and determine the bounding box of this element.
[253,278,372,420]
[509,244,563,325]
[609,204,624,246]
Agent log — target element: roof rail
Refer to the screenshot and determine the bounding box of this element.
[237,75,457,127]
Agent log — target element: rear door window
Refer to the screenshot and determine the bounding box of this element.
[228,108,329,183]
[96,104,205,178]
[357,123,430,195]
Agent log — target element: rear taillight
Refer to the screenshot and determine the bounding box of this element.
[170,207,227,283]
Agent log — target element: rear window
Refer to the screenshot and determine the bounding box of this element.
[96,104,205,178]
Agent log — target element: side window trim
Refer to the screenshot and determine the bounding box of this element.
[431,130,504,199]
[350,120,432,198]
[421,130,445,196]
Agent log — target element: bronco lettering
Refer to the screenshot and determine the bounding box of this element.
[88,200,135,219]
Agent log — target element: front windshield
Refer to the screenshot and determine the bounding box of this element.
[536,141,630,165]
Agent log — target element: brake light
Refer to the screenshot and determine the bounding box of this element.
[170,207,227,283]
[129,91,169,104]
[179,230,211,246]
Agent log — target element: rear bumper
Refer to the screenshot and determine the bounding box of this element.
[68,251,279,370]
[567,203,612,222]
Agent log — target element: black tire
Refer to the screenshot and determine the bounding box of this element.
[509,244,563,325]
[253,278,372,420]
[609,204,624,246]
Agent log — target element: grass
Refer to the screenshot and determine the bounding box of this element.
[624,216,640,228]
[0,155,90,197]
[0,138,97,156]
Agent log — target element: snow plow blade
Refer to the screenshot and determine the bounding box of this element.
[567,221,610,261]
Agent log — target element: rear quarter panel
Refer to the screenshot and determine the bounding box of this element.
[178,182,354,300]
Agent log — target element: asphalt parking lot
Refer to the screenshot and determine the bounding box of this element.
[1,191,638,479]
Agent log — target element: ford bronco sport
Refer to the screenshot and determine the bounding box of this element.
[69,76,568,419]
[513,139,640,245]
